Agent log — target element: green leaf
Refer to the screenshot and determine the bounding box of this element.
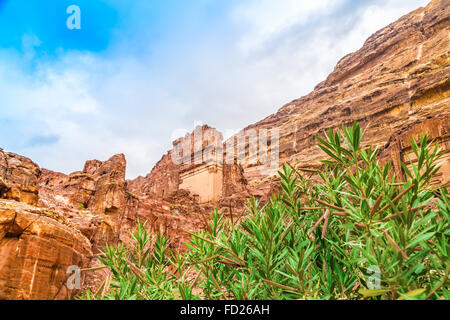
[359,289,391,297]
[337,223,355,229]
[397,289,426,300]
[407,232,435,249]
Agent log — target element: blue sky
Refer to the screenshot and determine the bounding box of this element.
[0,0,429,178]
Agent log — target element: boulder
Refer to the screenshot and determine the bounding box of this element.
[0,149,40,206]
[0,199,92,300]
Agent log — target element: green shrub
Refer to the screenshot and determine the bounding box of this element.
[81,122,449,300]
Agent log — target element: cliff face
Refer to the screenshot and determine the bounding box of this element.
[0,200,92,300]
[0,151,92,300]
[229,0,449,188]
[0,149,40,206]
[38,154,200,254]
[0,0,449,300]
[129,0,449,202]
[38,153,207,293]
[128,125,251,204]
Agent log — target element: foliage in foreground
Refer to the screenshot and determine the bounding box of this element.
[81,122,449,300]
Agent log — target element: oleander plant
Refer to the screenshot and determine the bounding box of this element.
[81,122,449,300]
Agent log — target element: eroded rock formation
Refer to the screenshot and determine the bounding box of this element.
[128,125,250,203]
[0,149,40,206]
[227,0,449,188]
[380,116,450,185]
[0,199,92,300]
[39,154,177,252]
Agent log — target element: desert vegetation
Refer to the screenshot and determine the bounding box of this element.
[82,122,449,300]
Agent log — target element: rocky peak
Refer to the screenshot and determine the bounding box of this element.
[0,149,41,206]
[85,154,126,182]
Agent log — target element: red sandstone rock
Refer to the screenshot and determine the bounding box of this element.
[128,153,180,200]
[129,125,250,206]
[0,199,92,300]
[39,154,126,250]
[379,116,450,184]
[130,1,449,204]
[0,149,41,206]
[38,153,199,252]
[225,0,449,188]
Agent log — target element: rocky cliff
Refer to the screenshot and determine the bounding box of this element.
[38,154,204,254]
[0,151,92,300]
[229,0,449,190]
[130,0,449,199]
[0,149,40,206]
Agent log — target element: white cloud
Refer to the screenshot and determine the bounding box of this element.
[233,0,346,54]
[341,0,429,53]
[21,34,42,61]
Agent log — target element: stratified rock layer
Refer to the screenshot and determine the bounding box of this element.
[0,200,92,300]
[228,0,449,188]
[129,0,449,201]
[380,116,450,185]
[0,149,40,206]
[39,154,203,253]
